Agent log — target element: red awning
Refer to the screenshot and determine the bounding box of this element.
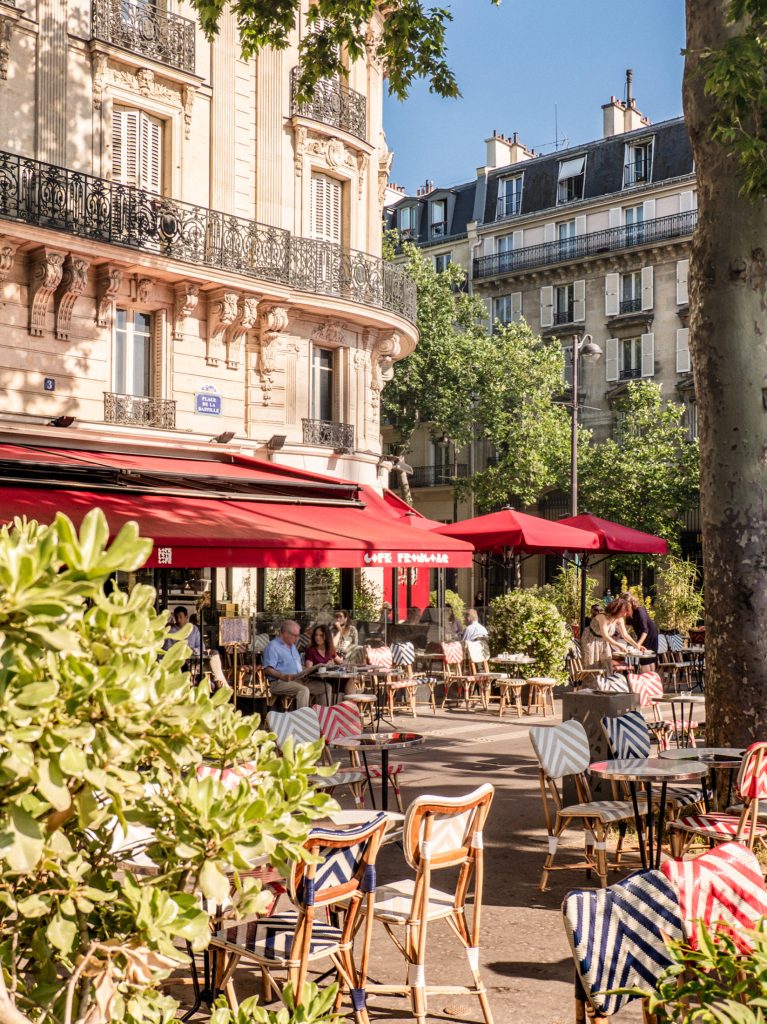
[432,508,601,553]
[558,514,669,555]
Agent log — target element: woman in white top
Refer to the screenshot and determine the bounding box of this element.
[581,597,643,671]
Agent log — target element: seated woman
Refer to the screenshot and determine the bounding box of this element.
[331,609,360,661]
[581,597,643,672]
[305,623,356,698]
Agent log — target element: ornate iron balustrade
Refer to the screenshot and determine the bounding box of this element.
[553,308,574,326]
[496,193,522,219]
[0,150,417,322]
[619,297,642,314]
[92,0,196,74]
[290,67,366,141]
[619,367,642,381]
[302,418,355,449]
[390,464,469,489]
[623,161,651,187]
[474,209,698,280]
[104,392,176,428]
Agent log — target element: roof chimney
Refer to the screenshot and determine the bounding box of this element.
[626,68,634,107]
[602,73,650,137]
[483,131,534,170]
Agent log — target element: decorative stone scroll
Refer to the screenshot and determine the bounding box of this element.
[173,281,199,340]
[0,17,11,82]
[207,289,239,366]
[29,248,65,337]
[258,304,289,405]
[55,255,89,340]
[226,295,259,370]
[311,318,346,348]
[95,264,122,326]
[370,330,401,408]
[0,235,19,283]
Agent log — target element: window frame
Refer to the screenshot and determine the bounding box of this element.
[310,346,335,422]
[497,173,524,218]
[113,307,154,398]
[554,282,575,324]
[434,252,452,273]
[556,155,586,205]
[619,335,642,380]
[430,197,448,238]
[624,139,654,188]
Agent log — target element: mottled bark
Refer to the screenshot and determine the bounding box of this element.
[685,0,767,743]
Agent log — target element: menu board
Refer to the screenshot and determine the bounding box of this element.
[219,617,250,645]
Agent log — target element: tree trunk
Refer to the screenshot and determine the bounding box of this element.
[685,0,767,744]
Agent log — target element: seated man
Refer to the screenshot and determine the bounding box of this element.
[262,619,330,708]
[462,607,488,643]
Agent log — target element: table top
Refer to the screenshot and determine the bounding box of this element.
[652,694,706,704]
[589,757,709,783]
[316,668,359,678]
[659,746,744,764]
[360,665,403,676]
[330,731,425,751]
[490,653,536,665]
[686,646,706,655]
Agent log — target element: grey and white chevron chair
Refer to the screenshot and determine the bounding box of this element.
[211,813,389,1022]
[529,719,641,891]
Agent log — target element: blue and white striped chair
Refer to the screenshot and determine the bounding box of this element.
[389,642,418,717]
[212,813,389,1022]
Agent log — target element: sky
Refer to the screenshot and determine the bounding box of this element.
[382,0,686,193]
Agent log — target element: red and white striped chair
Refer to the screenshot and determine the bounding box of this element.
[196,760,262,789]
[627,671,673,751]
[669,741,767,855]
[314,701,405,813]
[440,641,484,711]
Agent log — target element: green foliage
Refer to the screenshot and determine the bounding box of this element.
[0,510,333,1024]
[354,572,382,622]
[428,588,465,625]
[540,565,598,627]
[264,568,296,621]
[211,982,343,1024]
[654,557,705,632]
[580,381,699,558]
[488,590,571,680]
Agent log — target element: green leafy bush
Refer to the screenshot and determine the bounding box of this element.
[654,557,704,632]
[429,588,466,625]
[0,510,334,1024]
[540,565,598,627]
[488,590,571,680]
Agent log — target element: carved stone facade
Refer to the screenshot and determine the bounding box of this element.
[258,304,290,406]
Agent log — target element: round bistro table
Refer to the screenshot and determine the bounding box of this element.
[314,667,361,705]
[589,757,709,870]
[652,693,706,748]
[330,731,424,811]
[659,746,744,812]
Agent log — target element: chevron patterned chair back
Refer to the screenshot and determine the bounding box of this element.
[295,632,311,653]
[529,719,591,781]
[627,671,663,707]
[366,645,393,669]
[465,637,491,667]
[601,711,651,760]
[737,741,767,801]
[403,782,494,871]
[253,632,271,653]
[441,640,464,667]
[391,641,416,669]
[668,632,684,652]
[267,707,322,751]
[562,868,685,1018]
[290,813,388,908]
[314,700,363,744]
[196,760,261,790]
[657,634,668,654]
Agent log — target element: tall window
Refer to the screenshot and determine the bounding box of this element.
[493,294,512,329]
[624,140,653,187]
[311,348,334,421]
[497,174,523,218]
[557,219,576,258]
[399,205,417,240]
[620,270,642,314]
[624,203,644,243]
[112,106,163,192]
[311,173,342,244]
[557,155,586,204]
[430,198,447,237]
[620,336,642,380]
[434,252,452,273]
[114,309,153,397]
[554,283,574,324]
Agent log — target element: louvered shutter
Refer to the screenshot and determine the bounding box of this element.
[605,338,619,382]
[641,332,655,377]
[641,265,654,310]
[112,106,140,185]
[140,113,163,194]
[604,273,619,317]
[608,207,622,229]
[676,259,689,305]
[312,173,342,244]
[679,190,694,213]
[676,328,690,373]
[543,222,555,244]
[512,229,523,250]
[573,279,585,322]
[511,291,522,322]
[540,285,553,328]
[575,215,586,236]
[642,198,656,221]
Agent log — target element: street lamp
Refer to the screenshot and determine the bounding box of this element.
[570,333,602,517]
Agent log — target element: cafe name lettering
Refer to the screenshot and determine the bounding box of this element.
[363,552,449,566]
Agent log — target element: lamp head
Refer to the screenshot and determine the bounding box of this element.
[578,334,602,361]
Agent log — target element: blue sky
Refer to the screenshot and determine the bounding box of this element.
[382,0,686,193]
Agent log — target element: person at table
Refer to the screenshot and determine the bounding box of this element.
[305,624,356,698]
[581,598,642,671]
[623,593,659,664]
[164,606,201,655]
[462,608,488,643]
[583,603,602,630]
[262,619,329,708]
[331,609,359,660]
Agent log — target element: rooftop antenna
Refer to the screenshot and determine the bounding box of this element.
[555,104,558,150]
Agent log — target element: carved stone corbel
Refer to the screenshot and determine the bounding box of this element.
[0,17,12,82]
[181,85,196,140]
[356,152,370,200]
[370,330,401,408]
[377,148,393,209]
[95,265,122,326]
[207,289,239,366]
[173,281,199,340]
[293,125,307,178]
[136,277,155,305]
[258,304,290,405]
[29,248,65,337]
[227,295,259,369]
[55,255,89,340]
[92,52,108,108]
[0,236,19,283]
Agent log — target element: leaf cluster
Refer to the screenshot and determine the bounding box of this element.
[488,590,572,681]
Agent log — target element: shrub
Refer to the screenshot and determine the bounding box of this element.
[0,510,334,1024]
[654,557,704,632]
[541,565,598,626]
[488,590,571,680]
[429,588,466,625]
[354,571,382,622]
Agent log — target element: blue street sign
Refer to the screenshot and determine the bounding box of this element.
[195,390,222,415]
[44,377,56,391]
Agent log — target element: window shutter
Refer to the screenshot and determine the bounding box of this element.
[151,309,166,399]
[679,190,694,213]
[641,265,654,310]
[606,337,619,382]
[540,285,553,328]
[512,229,523,250]
[608,207,622,229]
[311,173,342,244]
[140,113,163,194]
[604,273,619,317]
[676,258,689,304]
[543,222,555,244]
[511,291,522,322]
[112,106,140,185]
[641,332,655,377]
[574,215,586,236]
[573,279,585,322]
[642,198,656,222]
[676,327,690,373]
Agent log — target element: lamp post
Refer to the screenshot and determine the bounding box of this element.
[570,333,603,517]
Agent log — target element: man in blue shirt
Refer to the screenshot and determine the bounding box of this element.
[262,619,329,708]
[164,606,201,657]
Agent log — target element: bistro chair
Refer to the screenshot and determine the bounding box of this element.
[529,720,640,890]
[313,701,405,813]
[393,640,439,715]
[526,676,557,717]
[565,649,604,689]
[267,708,367,807]
[389,642,419,718]
[668,741,767,854]
[363,645,401,715]
[211,813,389,1022]
[465,638,498,712]
[440,641,484,711]
[366,784,495,1024]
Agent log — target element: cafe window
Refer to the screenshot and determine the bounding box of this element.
[114,309,153,397]
[311,347,334,421]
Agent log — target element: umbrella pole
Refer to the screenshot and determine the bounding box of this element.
[579,555,588,638]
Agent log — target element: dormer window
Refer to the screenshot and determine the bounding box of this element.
[624,140,653,187]
[557,156,586,204]
[430,198,447,237]
[497,174,523,218]
[399,205,417,240]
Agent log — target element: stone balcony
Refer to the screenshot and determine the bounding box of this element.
[92,0,196,74]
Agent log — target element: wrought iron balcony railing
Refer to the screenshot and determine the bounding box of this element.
[619,367,642,381]
[474,209,697,280]
[496,193,522,219]
[0,150,417,323]
[553,308,575,326]
[619,297,642,315]
[302,418,355,449]
[92,0,196,74]
[290,67,366,141]
[390,464,470,489]
[104,392,176,428]
[624,161,651,187]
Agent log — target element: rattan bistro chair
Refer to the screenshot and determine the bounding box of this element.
[212,813,388,1023]
[366,784,495,1024]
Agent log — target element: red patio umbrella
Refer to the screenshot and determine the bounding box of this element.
[558,514,669,554]
[432,508,601,553]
